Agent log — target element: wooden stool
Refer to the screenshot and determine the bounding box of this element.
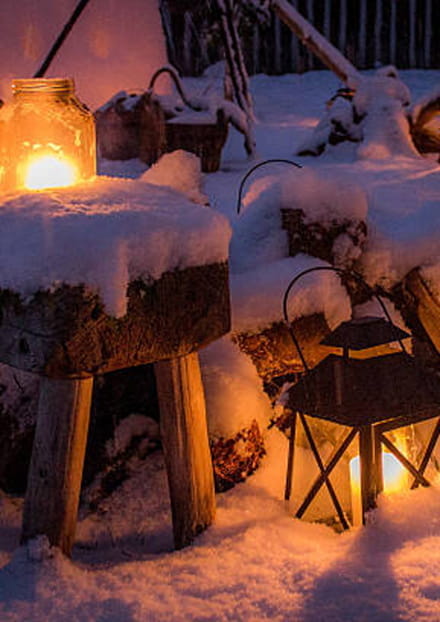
[0,263,230,554]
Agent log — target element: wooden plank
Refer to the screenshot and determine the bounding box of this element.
[424,0,432,67]
[155,352,216,549]
[21,375,93,556]
[358,0,367,67]
[389,0,397,66]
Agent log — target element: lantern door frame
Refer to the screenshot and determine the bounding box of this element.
[285,409,440,529]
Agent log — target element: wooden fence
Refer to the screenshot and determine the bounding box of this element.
[163,0,439,75]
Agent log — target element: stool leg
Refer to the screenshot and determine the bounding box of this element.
[359,424,377,524]
[21,375,93,556]
[155,352,216,550]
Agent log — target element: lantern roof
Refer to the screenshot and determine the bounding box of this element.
[320,316,411,351]
[287,352,440,427]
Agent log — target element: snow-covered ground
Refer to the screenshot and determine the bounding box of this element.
[1,69,440,621]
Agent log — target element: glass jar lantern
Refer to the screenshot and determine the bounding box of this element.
[2,78,96,192]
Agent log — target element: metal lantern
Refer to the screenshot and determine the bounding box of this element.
[1,78,96,192]
[283,267,440,529]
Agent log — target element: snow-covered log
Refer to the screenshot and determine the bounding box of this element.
[233,314,330,387]
[210,420,265,491]
[271,0,361,88]
[398,268,440,356]
[411,90,440,158]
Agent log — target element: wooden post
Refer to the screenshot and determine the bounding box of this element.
[155,352,216,549]
[21,375,93,556]
[359,424,377,524]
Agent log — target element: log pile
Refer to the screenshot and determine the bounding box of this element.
[281,209,367,268]
[233,314,330,387]
[210,419,265,492]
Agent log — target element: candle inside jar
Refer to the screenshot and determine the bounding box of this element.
[24,154,78,190]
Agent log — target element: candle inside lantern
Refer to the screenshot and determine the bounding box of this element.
[350,451,408,526]
[2,78,95,192]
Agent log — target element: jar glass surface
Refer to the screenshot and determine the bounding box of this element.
[3,77,96,191]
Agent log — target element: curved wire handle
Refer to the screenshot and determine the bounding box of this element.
[282,265,409,373]
[236,158,302,215]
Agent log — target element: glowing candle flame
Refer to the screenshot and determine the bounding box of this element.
[24,155,77,190]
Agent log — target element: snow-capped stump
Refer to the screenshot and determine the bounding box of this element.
[0,176,231,555]
[281,208,367,268]
[234,166,368,273]
[230,256,351,387]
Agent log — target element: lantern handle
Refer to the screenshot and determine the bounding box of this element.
[236,159,302,215]
[282,266,409,374]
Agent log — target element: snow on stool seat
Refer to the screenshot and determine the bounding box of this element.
[0,176,231,555]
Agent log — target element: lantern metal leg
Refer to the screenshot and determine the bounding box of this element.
[295,426,357,524]
[380,434,430,488]
[359,425,377,523]
[411,417,440,489]
[284,411,297,501]
[374,427,384,495]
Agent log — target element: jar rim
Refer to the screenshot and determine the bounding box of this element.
[12,78,75,94]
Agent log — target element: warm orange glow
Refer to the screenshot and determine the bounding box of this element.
[24,155,78,190]
[350,452,407,526]
[2,78,96,193]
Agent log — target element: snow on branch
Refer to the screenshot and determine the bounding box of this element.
[271,0,361,88]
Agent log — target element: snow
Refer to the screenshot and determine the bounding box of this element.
[200,336,272,437]
[231,255,351,333]
[0,68,440,621]
[141,150,208,205]
[2,432,440,621]
[0,176,231,317]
